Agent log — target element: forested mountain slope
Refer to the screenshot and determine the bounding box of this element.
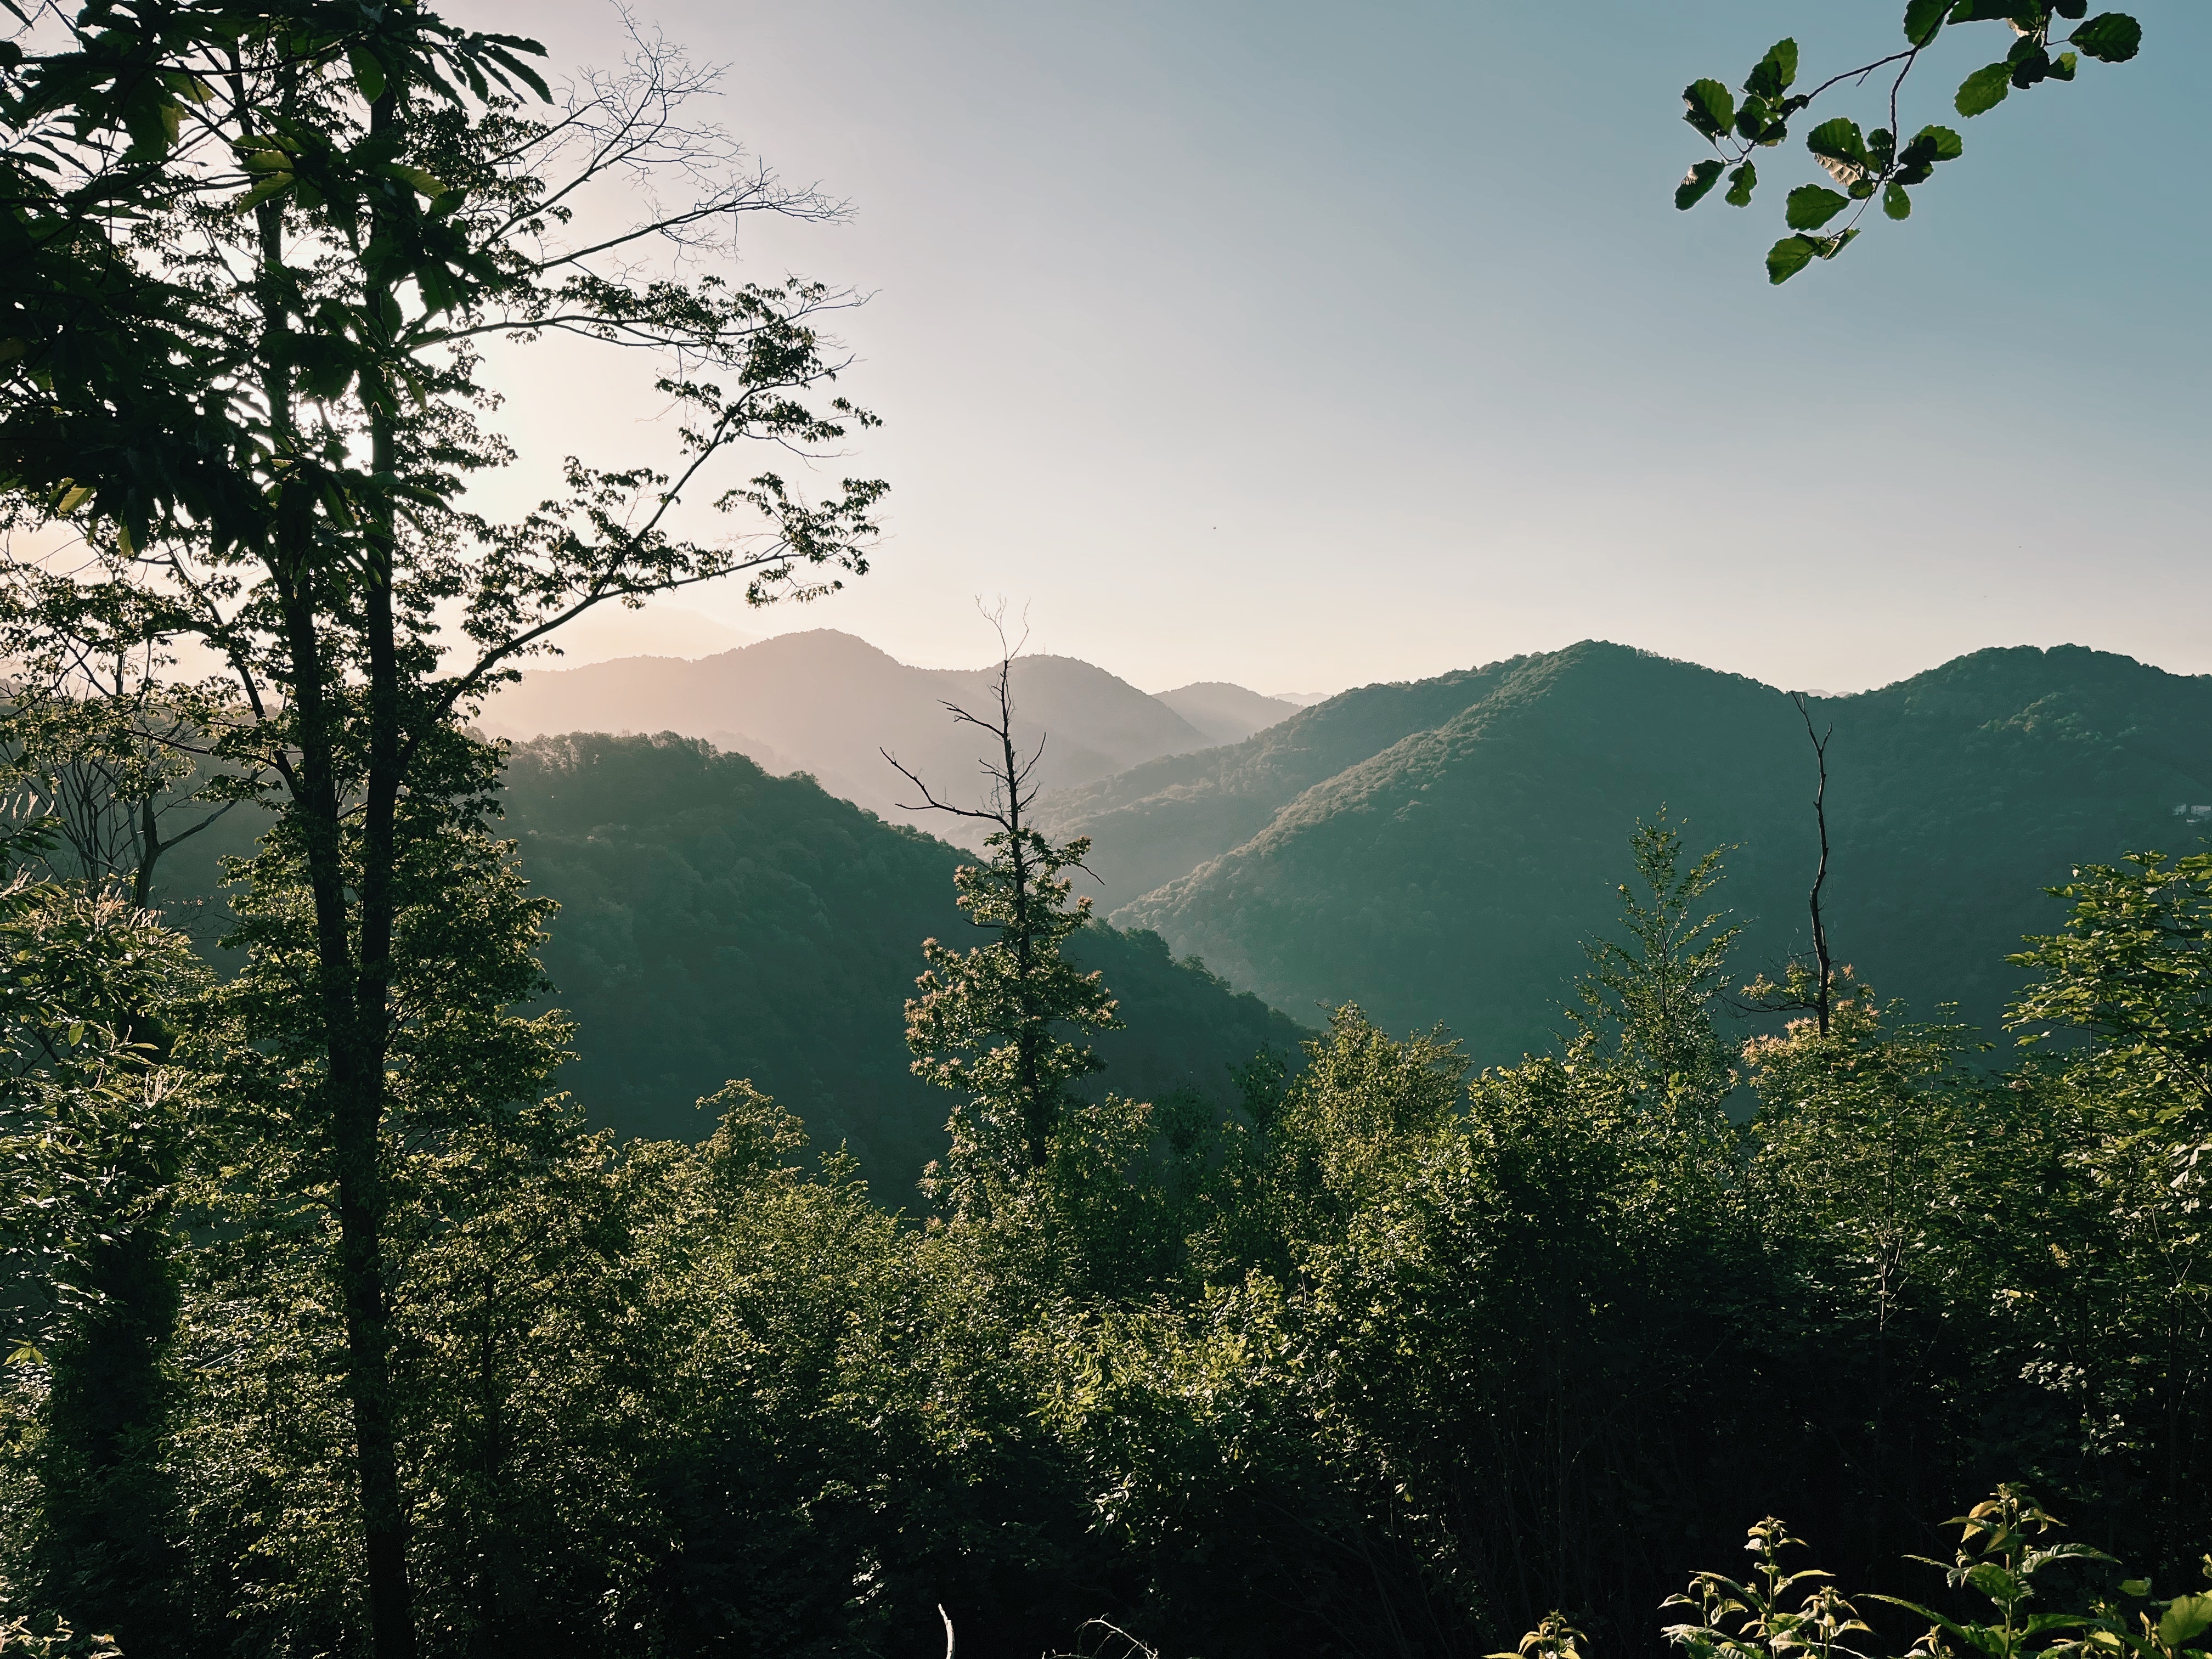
[478,629,1223,844]
[1037,660,1527,900]
[1080,642,2212,1056]
[497,733,1307,1190]
[148,731,1307,1193]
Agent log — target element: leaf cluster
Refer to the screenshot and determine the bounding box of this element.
[1674,4,2141,282]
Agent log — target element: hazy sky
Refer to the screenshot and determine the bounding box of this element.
[490,0,2208,696]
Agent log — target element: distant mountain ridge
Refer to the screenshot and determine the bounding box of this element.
[1039,641,2212,1059]
[1036,661,1522,901]
[1153,682,1299,747]
[480,630,1289,844]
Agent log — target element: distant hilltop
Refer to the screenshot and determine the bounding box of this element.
[478,628,1298,845]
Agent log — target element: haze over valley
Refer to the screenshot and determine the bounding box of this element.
[479,628,1303,842]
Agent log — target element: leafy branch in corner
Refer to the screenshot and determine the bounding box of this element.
[1673,3,2143,283]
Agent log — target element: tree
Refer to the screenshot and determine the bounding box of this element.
[2,8,884,1652]
[1742,695,1847,1037]
[2009,850,2212,1111]
[887,640,1122,1192]
[0,824,206,1640]
[1567,812,1742,1113]
[2006,850,2211,1561]
[1672,4,2144,283]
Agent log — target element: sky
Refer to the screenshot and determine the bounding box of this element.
[482,0,2209,696]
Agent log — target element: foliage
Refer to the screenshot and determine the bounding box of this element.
[1567,814,1741,1116]
[907,813,1120,1197]
[1672,5,2144,281]
[1663,1517,1875,1659]
[0,860,205,1641]
[1,14,2207,1640]
[2008,851,2212,1111]
[4,3,887,1645]
[0,1613,121,1658]
[0,758,2206,1655]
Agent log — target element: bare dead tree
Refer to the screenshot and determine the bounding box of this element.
[881,616,1047,849]
[1792,691,1836,1037]
[1737,692,1842,1036]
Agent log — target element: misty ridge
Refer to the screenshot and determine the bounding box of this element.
[479,628,1301,845]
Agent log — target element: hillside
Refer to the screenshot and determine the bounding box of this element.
[479,629,1236,844]
[1153,681,1299,746]
[1057,642,2212,1058]
[1037,660,1526,901]
[498,733,1310,1191]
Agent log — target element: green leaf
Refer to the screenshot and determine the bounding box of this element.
[2070,13,2142,61]
[2119,1582,2151,1599]
[347,44,387,101]
[1766,235,1818,284]
[1676,160,1725,210]
[2160,1596,2212,1648]
[1956,61,2015,115]
[1745,38,1799,99]
[1785,184,1850,229]
[1917,123,1966,160]
[5,1344,42,1368]
[388,164,448,199]
[234,172,296,213]
[54,483,93,516]
[2049,50,2078,78]
[1904,0,1951,43]
[1683,78,1735,140]
[484,44,554,103]
[1807,116,1872,184]
[1725,162,1757,206]
[1884,180,1912,218]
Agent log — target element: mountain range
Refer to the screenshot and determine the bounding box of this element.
[151,633,2212,1186]
[1040,641,2212,1059]
[478,629,1299,843]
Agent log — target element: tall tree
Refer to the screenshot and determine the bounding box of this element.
[2,8,883,1652]
[1567,812,1742,1114]
[0,816,205,1640]
[887,641,1121,1194]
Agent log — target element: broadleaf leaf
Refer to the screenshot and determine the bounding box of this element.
[1956,61,2015,114]
[1676,159,1725,210]
[1785,184,1850,229]
[2070,13,2142,61]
